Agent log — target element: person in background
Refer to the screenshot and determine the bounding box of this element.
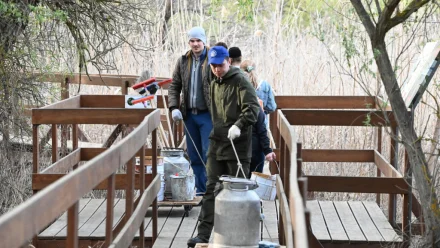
[214,41,228,49]
[249,101,276,177]
[240,60,277,116]
[187,46,260,247]
[228,47,242,68]
[167,26,212,196]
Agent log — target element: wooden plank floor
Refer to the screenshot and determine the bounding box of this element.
[38,199,279,247]
[307,200,402,245]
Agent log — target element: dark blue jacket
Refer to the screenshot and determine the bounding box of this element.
[252,108,272,155]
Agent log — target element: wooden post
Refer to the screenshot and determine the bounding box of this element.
[32,124,39,248]
[284,142,290,199]
[60,77,70,158]
[104,173,115,247]
[66,202,79,248]
[33,125,40,173]
[52,124,58,163]
[376,127,382,205]
[296,143,302,177]
[152,129,158,243]
[278,204,285,245]
[121,80,128,95]
[125,157,135,220]
[72,124,78,170]
[298,177,308,206]
[139,145,146,248]
[279,137,285,185]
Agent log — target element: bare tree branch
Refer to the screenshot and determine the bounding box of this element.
[385,0,431,32]
[374,0,382,15]
[349,1,376,38]
[375,0,400,40]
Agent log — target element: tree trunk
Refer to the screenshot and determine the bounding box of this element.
[428,116,440,174]
[162,0,172,45]
[373,41,440,244]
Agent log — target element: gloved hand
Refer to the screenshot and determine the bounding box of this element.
[265,152,276,162]
[172,109,183,122]
[227,125,241,140]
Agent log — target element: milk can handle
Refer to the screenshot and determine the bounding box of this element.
[229,185,249,192]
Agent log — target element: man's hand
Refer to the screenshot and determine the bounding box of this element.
[227,125,241,140]
[265,152,276,162]
[172,109,183,121]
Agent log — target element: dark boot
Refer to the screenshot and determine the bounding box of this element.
[187,236,209,247]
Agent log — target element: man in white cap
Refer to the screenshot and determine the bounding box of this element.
[168,27,212,196]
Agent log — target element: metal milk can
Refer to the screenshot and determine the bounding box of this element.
[160,148,190,195]
[213,176,261,248]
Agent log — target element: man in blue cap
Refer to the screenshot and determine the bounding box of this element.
[187,46,260,247]
[168,27,212,196]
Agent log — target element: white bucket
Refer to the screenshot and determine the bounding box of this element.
[251,172,277,201]
[157,165,165,202]
[170,174,195,201]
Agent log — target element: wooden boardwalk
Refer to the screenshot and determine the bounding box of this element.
[307,200,402,246]
[38,198,401,247]
[38,199,279,247]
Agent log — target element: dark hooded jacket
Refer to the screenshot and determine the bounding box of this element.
[208,67,260,160]
[167,48,212,119]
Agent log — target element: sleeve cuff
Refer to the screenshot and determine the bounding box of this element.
[234,120,244,130]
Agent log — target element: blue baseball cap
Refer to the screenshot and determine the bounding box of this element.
[208,46,229,65]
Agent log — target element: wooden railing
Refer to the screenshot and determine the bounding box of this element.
[28,73,181,154]
[276,109,309,247]
[0,101,161,247]
[270,96,417,246]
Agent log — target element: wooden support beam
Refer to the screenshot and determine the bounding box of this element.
[374,150,402,178]
[282,109,396,126]
[32,109,155,124]
[32,174,153,191]
[307,176,408,194]
[302,149,375,163]
[275,96,377,109]
[41,149,81,174]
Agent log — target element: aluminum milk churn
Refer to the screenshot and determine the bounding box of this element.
[213,176,261,248]
[161,148,190,195]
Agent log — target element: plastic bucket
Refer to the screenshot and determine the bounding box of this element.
[170,175,195,201]
[251,172,277,201]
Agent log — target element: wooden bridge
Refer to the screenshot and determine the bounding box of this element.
[0,74,420,248]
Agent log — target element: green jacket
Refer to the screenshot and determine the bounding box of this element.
[208,67,260,160]
[167,48,212,119]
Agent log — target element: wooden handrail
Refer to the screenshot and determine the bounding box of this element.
[40,95,81,109]
[277,109,309,248]
[0,109,161,248]
[109,175,161,248]
[276,176,294,247]
[33,73,171,88]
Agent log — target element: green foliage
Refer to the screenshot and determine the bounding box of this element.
[236,0,254,21]
[28,4,67,24]
[337,24,359,67]
[0,1,67,24]
[363,113,372,126]
[208,0,255,22]
[0,1,23,19]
